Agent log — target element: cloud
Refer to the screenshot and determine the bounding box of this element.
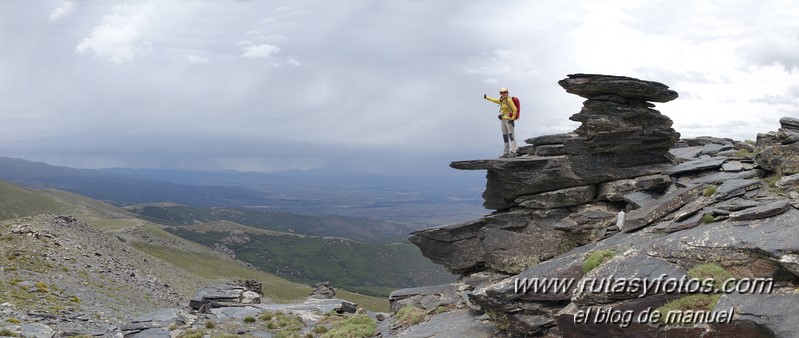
[241,44,281,59]
[751,94,798,106]
[287,57,302,66]
[739,36,799,72]
[48,1,74,22]
[186,55,210,64]
[75,4,153,63]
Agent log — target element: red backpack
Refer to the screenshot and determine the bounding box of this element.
[511,97,520,120]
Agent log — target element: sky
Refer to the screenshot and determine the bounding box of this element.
[1,0,798,174]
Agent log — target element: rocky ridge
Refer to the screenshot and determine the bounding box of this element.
[402,74,799,337]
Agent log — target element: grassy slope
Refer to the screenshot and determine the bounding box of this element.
[168,224,452,297]
[0,181,71,220]
[0,180,389,311]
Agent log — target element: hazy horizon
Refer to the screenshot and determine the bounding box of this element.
[2,1,797,174]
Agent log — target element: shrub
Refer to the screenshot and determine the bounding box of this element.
[0,329,18,337]
[655,263,733,325]
[204,320,215,329]
[394,304,427,328]
[656,294,721,324]
[583,250,615,273]
[243,316,256,323]
[687,263,732,289]
[178,329,204,338]
[321,314,376,338]
[702,214,715,223]
[703,185,718,197]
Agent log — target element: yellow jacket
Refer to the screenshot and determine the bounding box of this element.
[485,96,517,120]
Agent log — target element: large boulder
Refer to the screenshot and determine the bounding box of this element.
[755,142,799,175]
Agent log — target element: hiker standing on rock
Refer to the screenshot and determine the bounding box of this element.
[484,88,518,158]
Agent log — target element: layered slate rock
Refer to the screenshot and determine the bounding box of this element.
[729,199,792,221]
[451,156,671,210]
[189,280,262,312]
[515,185,597,209]
[451,74,680,210]
[755,117,799,174]
[558,73,678,102]
[309,281,336,299]
[596,174,671,201]
[409,209,574,274]
[620,184,703,233]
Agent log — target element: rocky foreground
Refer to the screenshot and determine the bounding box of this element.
[402,74,799,337]
[5,74,799,338]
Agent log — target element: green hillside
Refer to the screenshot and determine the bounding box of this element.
[0,180,390,311]
[0,181,69,220]
[125,204,420,242]
[168,224,453,296]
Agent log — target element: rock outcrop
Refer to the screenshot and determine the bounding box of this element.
[451,74,679,211]
[414,74,682,275]
[404,74,799,337]
[189,280,263,312]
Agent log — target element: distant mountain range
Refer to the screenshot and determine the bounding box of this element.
[0,156,486,227]
[0,156,484,296]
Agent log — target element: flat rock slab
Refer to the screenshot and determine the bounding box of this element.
[729,199,792,221]
[558,74,678,102]
[190,284,247,310]
[662,157,727,176]
[516,185,596,209]
[714,198,761,211]
[621,184,703,233]
[396,309,499,338]
[715,293,799,337]
[701,143,733,156]
[712,179,762,201]
[20,324,55,338]
[257,298,345,316]
[573,254,687,304]
[722,160,744,172]
[623,191,661,208]
[672,197,709,222]
[782,117,799,131]
[646,208,799,266]
[209,306,261,320]
[597,174,671,201]
[389,284,460,313]
[123,308,188,331]
[535,144,566,156]
[526,132,578,146]
[777,173,799,188]
[669,146,703,162]
[665,214,703,233]
[685,169,761,185]
[129,328,170,338]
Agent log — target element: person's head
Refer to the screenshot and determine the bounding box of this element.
[499,88,509,97]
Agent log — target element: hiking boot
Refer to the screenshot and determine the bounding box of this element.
[499,152,510,158]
